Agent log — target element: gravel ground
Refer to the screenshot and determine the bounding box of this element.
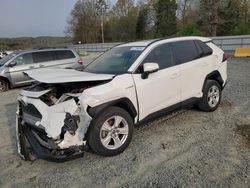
[0,57,249,188]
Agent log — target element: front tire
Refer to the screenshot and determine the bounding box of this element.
[198,80,222,112]
[0,79,9,92]
[87,106,134,156]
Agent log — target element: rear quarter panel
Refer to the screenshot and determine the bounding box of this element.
[207,42,227,83]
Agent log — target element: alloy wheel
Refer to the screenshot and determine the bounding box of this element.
[207,85,220,108]
[0,81,7,92]
[100,116,129,150]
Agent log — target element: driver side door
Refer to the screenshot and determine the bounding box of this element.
[8,53,35,86]
[132,43,181,120]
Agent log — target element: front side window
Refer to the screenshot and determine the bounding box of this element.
[84,46,144,74]
[172,40,199,64]
[140,43,174,71]
[14,53,33,65]
[0,53,17,66]
[32,51,55,63]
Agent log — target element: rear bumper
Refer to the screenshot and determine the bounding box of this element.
[16,114,84,162]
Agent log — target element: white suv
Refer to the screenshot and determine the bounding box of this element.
[16,37,227,162]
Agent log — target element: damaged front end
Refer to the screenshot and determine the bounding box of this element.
[16,82,102,162]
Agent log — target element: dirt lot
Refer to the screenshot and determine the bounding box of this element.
[0,58,249,188]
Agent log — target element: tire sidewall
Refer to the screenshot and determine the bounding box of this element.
[0,79,8,92]
[87,106,134,156]
[203,80,222,111]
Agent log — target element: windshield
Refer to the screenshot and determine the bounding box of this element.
[84,46,145,74]
[0,53,16,66]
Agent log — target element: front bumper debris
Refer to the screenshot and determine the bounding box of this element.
[16,112,84,162]
[16,89,92,162]
[16,114,84,162]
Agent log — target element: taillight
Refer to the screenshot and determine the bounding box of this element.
[78,60,84,65]
[222,52,228,62]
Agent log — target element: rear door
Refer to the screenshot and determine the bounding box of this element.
[172,40,212,101]
[8,53,35,85]
[32,51,56,69]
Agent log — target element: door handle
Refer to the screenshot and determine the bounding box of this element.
[29,66,35,69]
[170,73,180,79]
[39,64,45,67]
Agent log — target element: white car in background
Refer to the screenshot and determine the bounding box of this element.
[0,51,8,59]
[16,36,227,162]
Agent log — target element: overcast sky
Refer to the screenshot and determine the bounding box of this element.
[0,0,116,38]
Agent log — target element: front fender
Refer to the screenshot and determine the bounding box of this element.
[79,74,138,121]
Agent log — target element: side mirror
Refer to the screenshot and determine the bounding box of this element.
[7,61,17,67]
[142,63,159,79]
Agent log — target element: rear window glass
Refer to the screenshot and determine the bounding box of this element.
[196,40,213,56]
[56,50,75,60]
[32,51,55,63]
[172,40,199,64]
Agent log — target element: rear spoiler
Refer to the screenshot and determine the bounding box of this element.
[205,40,213,43]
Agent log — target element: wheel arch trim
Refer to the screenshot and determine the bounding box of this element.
[202,71,224,92]
[87,97,137,121]
[0,76,11,88]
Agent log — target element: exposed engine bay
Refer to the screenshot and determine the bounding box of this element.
[16,80,110,162]
[28,82,100,106]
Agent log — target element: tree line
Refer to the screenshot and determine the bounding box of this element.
[66,0,250,43]
[0,37,72,50]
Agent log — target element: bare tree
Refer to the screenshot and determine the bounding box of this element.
[178,0,190,26]
[65,0,100,43]
[241,0,250,24]
[177,0,200,27]
[113,0,135,16]
[211,0,219,36]
[199,0,221,36]
[95,0,109,43]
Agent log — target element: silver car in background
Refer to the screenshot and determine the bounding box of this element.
[0,48,83,92]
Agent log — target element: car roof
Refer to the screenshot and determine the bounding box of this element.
[117,36,212,48]
[16,48,74,54]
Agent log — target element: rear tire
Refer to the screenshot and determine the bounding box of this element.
[198,80,222,112]
[0,79,9,92]
[87,106,134,156]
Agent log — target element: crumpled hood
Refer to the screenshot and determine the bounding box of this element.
[24,69,114,84]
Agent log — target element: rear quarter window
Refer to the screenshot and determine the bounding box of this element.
[172,40,199,65]
[195,40,213,57]
[55,50,75,60]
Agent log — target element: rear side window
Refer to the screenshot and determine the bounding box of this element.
[141,43,174,70]
[55,50,75,60]
[172,40,199,64]
[195,40,213,57]
[32,51,55,63]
